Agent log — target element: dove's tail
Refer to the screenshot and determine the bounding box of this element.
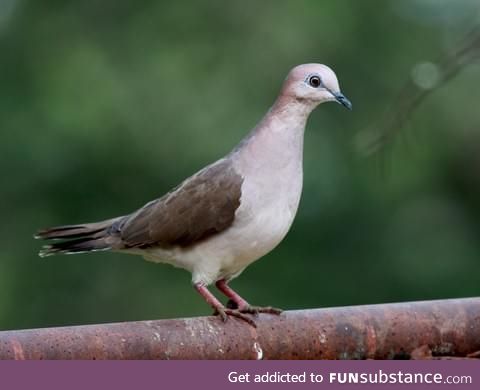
[34,218,121,257]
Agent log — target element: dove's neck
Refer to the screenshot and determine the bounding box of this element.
[258,94,315,136]
[233,96,315,173]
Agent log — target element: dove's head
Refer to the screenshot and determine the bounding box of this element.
[281,63,352,110]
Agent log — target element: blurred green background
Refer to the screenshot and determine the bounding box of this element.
[1,0,479,330]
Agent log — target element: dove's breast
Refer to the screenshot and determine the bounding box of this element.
[209,122,305,280]
[143,120,306,286]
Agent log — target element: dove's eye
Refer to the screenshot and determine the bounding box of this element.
[308,75,322,88]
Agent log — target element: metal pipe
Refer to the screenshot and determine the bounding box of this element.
[0,298,479,359]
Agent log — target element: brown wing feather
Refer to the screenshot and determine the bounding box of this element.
[118,159,243,249]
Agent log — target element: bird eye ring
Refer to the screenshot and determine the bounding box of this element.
[308,75,322,88]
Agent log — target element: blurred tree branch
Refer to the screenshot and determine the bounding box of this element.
[358,26,480,155]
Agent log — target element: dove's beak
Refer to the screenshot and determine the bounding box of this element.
[332,91,352,110]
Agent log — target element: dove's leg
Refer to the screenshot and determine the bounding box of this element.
[215,279,282,315]
[193,283,256,327]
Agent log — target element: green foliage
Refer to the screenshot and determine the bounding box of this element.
[0,0,479,329]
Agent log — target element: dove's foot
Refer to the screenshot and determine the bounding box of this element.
[214,307,257,327]
[218,279,282,317]
[239,305,283,316]
[195,283,257,327]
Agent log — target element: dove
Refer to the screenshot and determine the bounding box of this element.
[36,63,352,326]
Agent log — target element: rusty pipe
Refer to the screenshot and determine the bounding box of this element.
[0,297,479,359]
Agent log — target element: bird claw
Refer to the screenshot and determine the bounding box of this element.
[225,299,282,316]
[214,308,257,327]
[213,304,282,327]
[239,305,283,316]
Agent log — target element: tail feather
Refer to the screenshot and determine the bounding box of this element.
[39,238,111,258]
[34,218,118,240]
[35,218,121,257]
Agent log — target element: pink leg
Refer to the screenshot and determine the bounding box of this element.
[215,279,283,316]
[193,283,256,327]
[194,283,224,309]
[215,279,249,310]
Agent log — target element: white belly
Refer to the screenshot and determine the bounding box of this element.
[143,172,302,285]
[215,190,298,280]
